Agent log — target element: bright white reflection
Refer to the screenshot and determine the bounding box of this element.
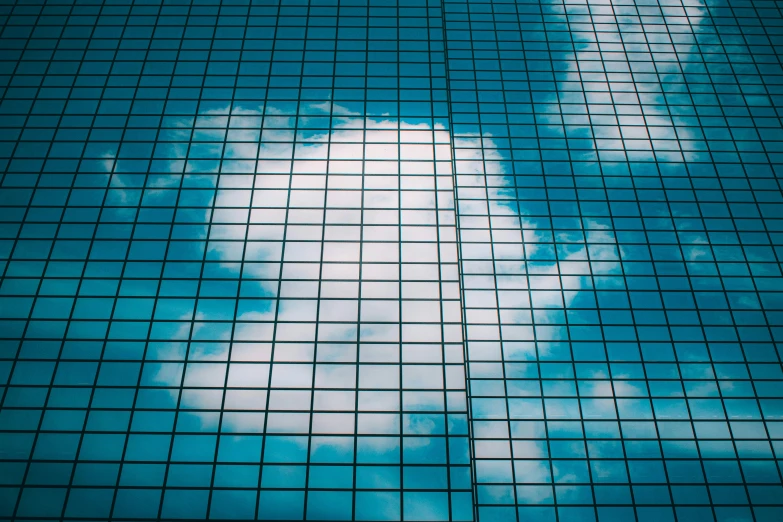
[97,102,471,501]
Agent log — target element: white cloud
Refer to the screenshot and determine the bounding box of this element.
[134,107,469,469]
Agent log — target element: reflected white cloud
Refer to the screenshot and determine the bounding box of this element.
[100,102,473,506]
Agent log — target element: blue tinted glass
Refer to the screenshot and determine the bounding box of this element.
[2,0,783,521]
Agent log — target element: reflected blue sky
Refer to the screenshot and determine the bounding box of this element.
[0,0,476,519]
[1,0,783,521]
[446,0,783,520]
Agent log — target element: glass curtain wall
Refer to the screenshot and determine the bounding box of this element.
[444,1,783,522]
[0,1,472,521]
[1,1,783,522]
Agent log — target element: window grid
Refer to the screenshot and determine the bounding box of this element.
[444,0,783,521]
[1,0,783,521]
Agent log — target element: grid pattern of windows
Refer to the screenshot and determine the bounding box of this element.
[0,1,472,520]
[1,0,783,521]
[445,0,783,521]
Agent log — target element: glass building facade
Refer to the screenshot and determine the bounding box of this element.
[0,1,782,521]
